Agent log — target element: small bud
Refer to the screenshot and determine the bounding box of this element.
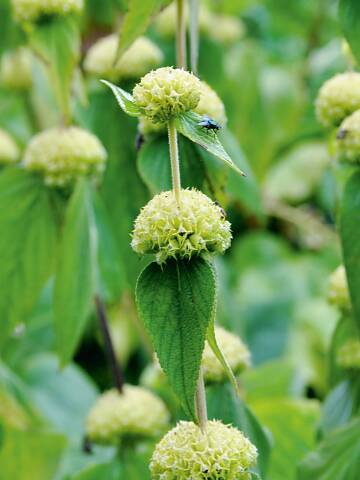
[133,67,201,123]
[86,385,169,445]
[150,420,258,480]
[337,339,360,369]
[315,72,360,128]
[336,109,360,163]
[0,129,19,165]
[202,327,251,384]
[84,35,163,82]
[131,189,232,264]
[11,0,84,23]
[327,265,351,312]
[1,47,32,90]
[23,126,107,187]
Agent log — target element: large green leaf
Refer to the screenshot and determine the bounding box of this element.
[298,417,360,480]
[0,169,58,345]
[339,0,360,64]
[136,257,216,420]
[340,171,360,332]
[100,81,141,117]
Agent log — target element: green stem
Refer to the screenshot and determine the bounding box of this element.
[195,368,208,432]
[176,0,187,69]
[189,0,199,75]
[167,119,181,203]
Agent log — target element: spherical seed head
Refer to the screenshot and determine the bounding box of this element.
[0,129,19,165]
[11,0,84,23]
[315,72,360,128]
[337,339,360,369]
[23,127,107,187]
[84,35,163,81]
[327,265,351,311]
[209,15,245,45]
[196,81,227,126]
[336,109,360,163]
[1,47,32,90]
[86,385,169,445]
[131,189,232,264]
[150,420,258,480]
[133,67,202,123]
[202,327,251,384]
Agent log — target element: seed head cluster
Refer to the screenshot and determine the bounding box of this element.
[337,339,360,370]
[12,0,84,23]
[327,265,351,312]
[0,129,19,164]
[1,47,32,90]
[336,109,360,163]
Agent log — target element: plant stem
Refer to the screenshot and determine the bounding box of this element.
[167,119,181,203]
[189,0,199,75]
[94,295,124,393]
[176,0,187,69]
[195,368,208,433]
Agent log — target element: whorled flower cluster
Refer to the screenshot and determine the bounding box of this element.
[337,339,360,369]
[0,129,19,164]
[11,0,84,23]
[202,327,251,384]
[327,265,351,312]
[150,420,258,480]
[133,67,201,124]
[86,385,169,445]
[1,47,32,90]
[23,126,107,187]
[84,35,163,81]
[131,189,232,264]
[336,109,360,163]
[315,72,360,128]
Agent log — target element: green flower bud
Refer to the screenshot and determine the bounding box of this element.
[327,265,351,312]
[86,385,169,445]
[202,327,251,384]
[336,339,360,369]
[336,109,360,162]
[209,15,245,45]
[131,189,232,264]
[315,72,360,128]
[11,0,84,23]
[84,35,163,81]
[1,47,32,90]
[0,129,19,165]
[133,67,201,124]
[150,420,258,480]
[23,126,107,187]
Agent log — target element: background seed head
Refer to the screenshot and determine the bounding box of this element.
[0,129,20,165]
[1,47,32,91]
[23,126,107,187]
[336,339,360,369]
[315,72,360,128]
[336,109,360,163]
[86,385,169,445]
[11,0,84,23]
[131,189,232,264]
[84,35,163,82]
[133,67,201,124]
[327,265,351,312]
[150,420,258,480]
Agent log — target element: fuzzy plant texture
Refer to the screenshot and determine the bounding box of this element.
[327,265,351,312]
[1,47,32,90]
[202,327,251,384]
[84,35,163,82]
[86,385,169,445]
[131,189,232,264]
[150,420,258,480]
[133,67,201,124]
[23,126,107,187]
[12,0,83,23]
[336,109,360,162]
[337,339,360,369]
[315,72,360,128]
[0,129,19,164]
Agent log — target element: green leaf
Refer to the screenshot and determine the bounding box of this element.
[340,170,360,332]
[29,16,80,121]
[136,257,216,420]
[339,0,360,64]
[298,417,360,480]
[100,80,141,117]
[174,111,245,176]
[72,461,120,480]
[115,0,172,60]
[54,179,96,366]
[0,169,57,345]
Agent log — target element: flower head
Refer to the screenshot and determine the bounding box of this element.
[133,67,201,123]
[23,126,107,187]
[0,129,19,164]
[150,420,258,480]
[86,385,169,445]
[336,109,360,163]
[327,265,351,312]
[315,72,360,128]
[12,0,84,23]
[337,339,360,369]
[84,35,163,81]
[209,14,245,45]
[131,189,232,264]
[1,47,32,90]
[202,327,250,384]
